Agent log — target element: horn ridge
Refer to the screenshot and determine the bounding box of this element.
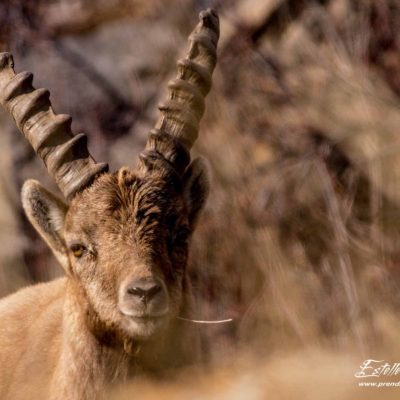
[3,71,33,101]
[0,52,108,200]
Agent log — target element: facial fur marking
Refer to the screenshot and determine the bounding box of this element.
[144,206,161,216]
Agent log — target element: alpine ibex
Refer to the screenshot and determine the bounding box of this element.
[0,9,219,400]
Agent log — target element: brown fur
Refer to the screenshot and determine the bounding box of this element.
[0,160,210,399]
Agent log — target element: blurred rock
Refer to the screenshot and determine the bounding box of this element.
[0,115,30,296]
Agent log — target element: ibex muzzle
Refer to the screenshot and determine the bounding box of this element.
[120,276,168,316]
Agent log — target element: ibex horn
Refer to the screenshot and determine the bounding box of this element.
[0,52,108,200]
[140,8,219,175]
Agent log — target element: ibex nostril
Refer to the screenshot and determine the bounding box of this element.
[147,284,162,299]
[127,282,163,302]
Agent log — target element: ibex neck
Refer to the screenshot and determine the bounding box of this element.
[52,278,193,399]
[51,279,130,400]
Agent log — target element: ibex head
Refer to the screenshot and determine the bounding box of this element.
[0,10,219,343]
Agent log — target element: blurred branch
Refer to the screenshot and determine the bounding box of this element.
[49,39,130,108]
[43,0,164,36]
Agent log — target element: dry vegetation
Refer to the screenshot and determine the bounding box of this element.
[0,0,400,398]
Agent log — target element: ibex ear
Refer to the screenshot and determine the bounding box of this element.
[21,180,69,271]
[182,157,210,231]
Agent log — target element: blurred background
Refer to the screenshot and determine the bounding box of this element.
[0,0,400,398]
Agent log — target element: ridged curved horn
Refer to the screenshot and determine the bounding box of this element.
[0,52,108,200]
[140,8,219,175]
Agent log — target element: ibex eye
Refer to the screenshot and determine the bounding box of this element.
[70,244,86,258]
